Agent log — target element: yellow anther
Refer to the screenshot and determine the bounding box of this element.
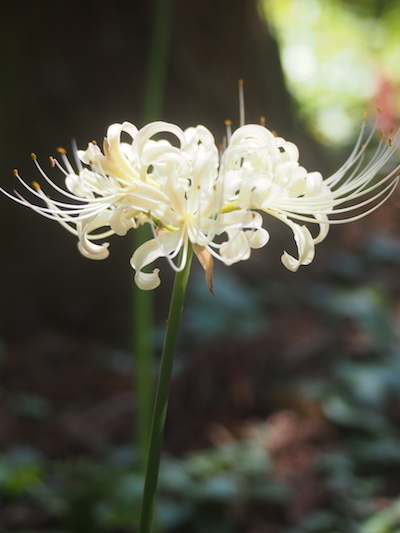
[56,147,67,154]
[389,138,393,147]
[260,116,266,126]
[376,106,381,113]
[30,152,37,160]
[224,119,232,126]
[13,169,19,177]
[49,156,56,167]
[32,181,41,190]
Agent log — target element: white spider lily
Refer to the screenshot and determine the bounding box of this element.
[221,121,400,271]
[3,118,399,290]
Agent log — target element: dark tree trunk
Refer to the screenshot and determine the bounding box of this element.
[0,0,318,343]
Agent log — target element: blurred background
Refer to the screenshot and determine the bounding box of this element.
[1,0,400,531]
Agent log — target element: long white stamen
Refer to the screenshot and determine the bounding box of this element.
[56,147,76,175]
[71,139,83,173]
[224,120,232,145]
[239,79,245,127]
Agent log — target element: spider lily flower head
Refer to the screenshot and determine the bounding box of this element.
[222,120,400,271]
[2,116,399,291]
[4,121,269,292]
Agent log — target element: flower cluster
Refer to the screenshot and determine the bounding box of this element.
[4,119,399,290]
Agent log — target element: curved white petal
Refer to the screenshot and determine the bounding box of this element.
[109,206,138,236]
[275,137,299,162]
[76,212,112,260]
[245,227,270,249]
[237,172,282,209]
[130,230,184,290]
[103,122,139,178]
[132,121,186,162]
[313,214,330,245]
[77,240,110,260]
[279,217,315,272]
[134,268,161,291]
[220,230,251,265]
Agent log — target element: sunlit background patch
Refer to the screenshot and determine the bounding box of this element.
[262,0,400,144]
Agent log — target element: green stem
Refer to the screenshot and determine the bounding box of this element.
[139,245,193,533]
[142,0,177,123]
[134,0,177,473]
[133,226,155,469]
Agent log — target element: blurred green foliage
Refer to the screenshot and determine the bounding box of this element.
[262,0,400,144]
[2,228,400,532]
[0,440,288,532]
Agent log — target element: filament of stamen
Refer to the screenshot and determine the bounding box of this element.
[238,79,245,127]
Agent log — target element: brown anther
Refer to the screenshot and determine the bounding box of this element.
[30,152,37,160]
[381,129,386,139]
[13,169,19,177]
[238,78,244,86]
[56,147,67,154]
[376,106,381,113]
[49,156,56,167]
[92,140,97,145]
[389,138,393,147]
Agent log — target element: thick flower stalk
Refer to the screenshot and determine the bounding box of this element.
[4,118,399,290]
